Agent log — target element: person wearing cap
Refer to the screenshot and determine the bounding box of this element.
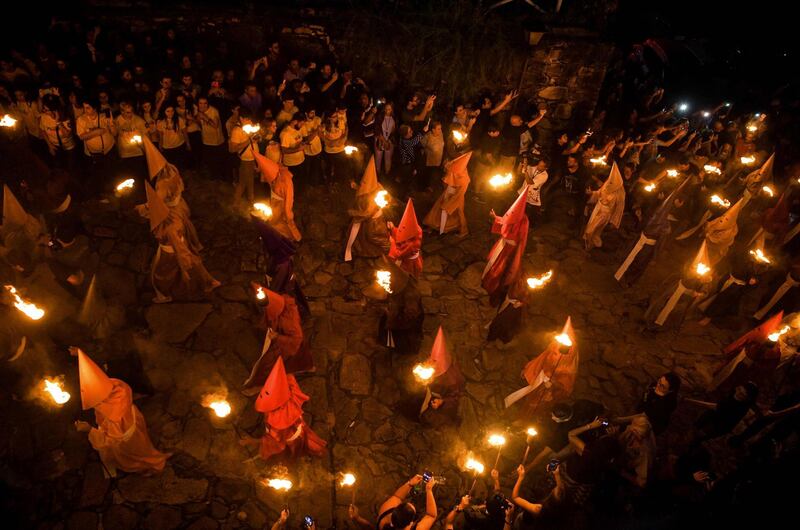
[242,283,313,394]
[71,347,169,476]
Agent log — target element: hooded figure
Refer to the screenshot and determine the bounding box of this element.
[482,190,529,307]
[146,181,219,302]
[703,196,746,267]
[78,274,125,339]
[343,156,390,261]
[615,175,693,286]
[253,218,309,317]
[389,199,423,278]
[242,286,313,392]
[709,312,784,391]
[418,327,465,426]
[255,152,302,242]
[75,348,169,476]
[758,186,794,247]
[753,254,800,320]
[377,257,424,356]
[584,162,626,249]
[254,357,326,460]
[2,184,43,262]
[644,241,714,328]
[423,151,472,237]
[504,317,579,417]
[487,271,529,344]
[154,163,203,254]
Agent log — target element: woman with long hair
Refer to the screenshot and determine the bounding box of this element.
[156,103,189,169]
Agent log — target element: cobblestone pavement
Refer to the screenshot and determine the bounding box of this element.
[5,170,745,530]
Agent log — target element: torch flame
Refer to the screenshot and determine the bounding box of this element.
[242,124,261,135]
[747,125,758,132]
[374,190,389,208]
[762,185,775,197]
[695,262,710,276]
[0,114,17,127]
[376,270,393,294]
[768,325,790,343]
[252,202,273,219]
[43,378,71,405]
[344,145,359,155]
[526,427,538,437]
[710,195,731,208]
[750,248,770,264]
[666,169,679,178]
[704,165,722,175]
[740,156,756,165]
[644,183,656,193]
[4,285,45,320]
[130,134,142,144]
[488,434,507,447]
[464,456,485,474]
[412,363,435,382]
[589,155,607,166]
[489,173,513,189]
[266,478,293,491]
[452,130,467,143]
[526,270,553,289]
[208,400,231,418]
[116,178,135,192]
[555,333,573,348]
[340,473,356,486]
[255,286,266,300]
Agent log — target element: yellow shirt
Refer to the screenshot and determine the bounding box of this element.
[230,126,259,161]
[39,113,76,151]
[12,101,41,138]
[115,114,147,158]
[301,116,322,156]
[76,112,116,155]
[157,117,186,149]
[199,106,225,146]
[323,116,347,154]
[276,105,299,130]
[280,126,305,167]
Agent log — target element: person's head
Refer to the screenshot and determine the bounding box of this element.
[407,94,419,109]
[212,69,224,83]
[733,382,758,403]
[290,112,304,130]
[623,162,636,180]
[269,41,280,56]
[481,96,493,110]
[245,83,258,98]
[536,158,549,171]
[181,55,192,70]
[359,93,370,108]
[265,118,277,135]
[282,97,295,111]
[623,415,653,445]
[557,132,569,145]
[160,76,172,90]
[488,124,500,137]
[566,155,579,172]
[176,93,186,107]
[197,97,209,112]
[431,121,443,136]
[655,372,680,397]
[289,58,300,72]
[121,69,133,82]
[164,105,175,119]
[384,102,394,116]
[509,114,522,126]
[181,74,193,87]
[551,402,574,423]
[399,124,412,139]
[390,503,416,530]
[81,99,98,116]
[712,120,724,133]
[321,64,333,77]
[238,108,253,125]
[13,89,28,103]
[454,103,466,118]
[119,100,134,118]
[141,100,152,114]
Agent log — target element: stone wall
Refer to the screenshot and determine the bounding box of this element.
[520,32,615,144]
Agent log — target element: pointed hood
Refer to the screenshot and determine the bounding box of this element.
[78,349,114,410]
[356,156,381,197]
[3,184,31,228]
[255,356,291,413]
[263,287,286,322]
[254,151,280,183]
[643,175,693,237]
[723,311,784,355]
[758,153,775,181]
[598,162,626,228]
[557,316,576,350]
[253,217,296,264]
[142,134,167,180]
[762,187,792,237]
[744,153,774,190]
[443,151,472,187]
[705,197,745,264]
[395,199,422,243]
[145,181,170,231]
[521,315,579,397]
[600,162,624,196]
[429,326,452,377]
[78,275,106,327]
[501,188,529,228]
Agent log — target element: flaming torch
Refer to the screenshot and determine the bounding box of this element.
[488,433,507,469]
[762,185,775,197]
[4,285,45,320]
[452,130,467,144]
[527,270,553,290]
[554,332,573,348]
[644,183,656,193]
[202,393,232,418]
[242,124,260,135]
[710,195,731,208]
[376,270,393,294]
[768,325,790,343]
[412,363,435,384]
[344,145,359,155]
[115,178,135,195]
[522,427,538,465]
[489,173,513,189]
[130,134,143,144]
[695,262,710,277]
[1,114,18,128]
[750,248,771,264]
[740,156,756,165]
[252,202,273,220]
[704,165,722,175]
[666,169,679,178]
[374,190,389,209]
[42,377,71,405]
[464,453,485,495]
[589,155,607,166]
[340,472,357,504]
[254,285,267,301]
[265,476,293,507]
[747,124,758,133]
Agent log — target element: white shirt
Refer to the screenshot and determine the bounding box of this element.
[76,112,115,155]
[519,167,548,206]
[198,106,224,146]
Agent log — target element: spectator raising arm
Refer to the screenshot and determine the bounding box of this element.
[511,465,542,516]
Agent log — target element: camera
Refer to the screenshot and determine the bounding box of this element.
[422,471,432,483]
[376,98,386,106]
[303,515,314,528]
[546,459,559,473]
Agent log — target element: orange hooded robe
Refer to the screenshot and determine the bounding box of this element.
[423,152,472,236]
[255,153,302,242]
[389,199,423,278]
[481,189,529,306]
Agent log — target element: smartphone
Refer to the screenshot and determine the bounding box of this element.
[422,471,432,483]
[303,515,313,528]
[211,81,220,88]
[546,459,559,473]
[601,420,610,427]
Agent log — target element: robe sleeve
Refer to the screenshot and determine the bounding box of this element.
[165,223,194,275]
[273,305,303,357]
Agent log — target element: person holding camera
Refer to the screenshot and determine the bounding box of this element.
[511,464,567,528]
[376,474,438,530]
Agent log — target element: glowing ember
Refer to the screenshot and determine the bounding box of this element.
[344,145,358,155]
[43,378,71,405]
[465,457,485,474]
[208,400,231,417]
[116,178,135,192]
[710,195,730,208]
[374,190,389,208]
[740,156,756,165]
[488,433,507,447]
[526,427,538,437]
[747,125,758,132]
[762,185,775,197]
[0,114,17,127]
[265,478,293,491]
[242,124,260,135]
[555,333,573,348]
[4,285,45,320]
[255,286,266,300]
[130,134,143,144]
[412,363,435,382]
[644,183,656,193]
[526,270,553,289]
[768,325,790,343]
[340,473,356,486]
[666,169,679,178]
[695,263,710,276]
[252,202,273,219]
[589,155,607,166]
[452,130,467,143]
[489,173,513,189]
[376,270,393,293]
[750,248,771,264]
[704,165,722,175]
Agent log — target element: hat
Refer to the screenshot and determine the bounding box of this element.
[77,349,114,410]
[395,199,422,243]
[144,181,170,231]
[356,156,381,197]
[429,326,452,377]
[141,134,167,179]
